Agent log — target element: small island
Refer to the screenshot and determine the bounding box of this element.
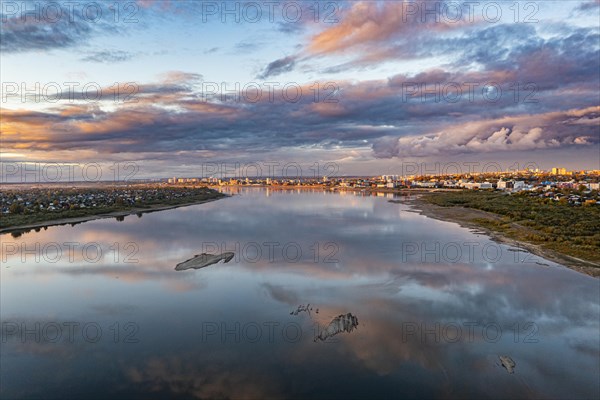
[175,252,235,271]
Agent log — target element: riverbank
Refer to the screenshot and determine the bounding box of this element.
[0,196,227,236]
[402,195,600,278]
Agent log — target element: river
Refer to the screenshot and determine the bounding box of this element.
[1,187,598,399]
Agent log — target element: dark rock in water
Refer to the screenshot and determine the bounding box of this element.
[499,355,516,373]
[175,252,235,271]
[290,304,312,316]
[314,313,359,342]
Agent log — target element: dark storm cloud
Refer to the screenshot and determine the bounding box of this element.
[312,22,599,85]
[257,55,297,79]
[0,2,122,53]
[371,106,600,158]
[1,12,92,53]
[447,25,600,88]
[81,50,134,63]
[3,71,598,159]
[576,0,600,12]
[258,0,472,76]
[234,40,263,53]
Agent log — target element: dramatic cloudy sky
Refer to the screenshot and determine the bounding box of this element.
[1,0,599,178]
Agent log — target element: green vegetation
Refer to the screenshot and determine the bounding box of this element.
[422,190,600,264]
[1,187,225,231]
[3,206,128,231]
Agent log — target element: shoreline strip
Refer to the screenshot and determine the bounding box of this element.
[0,197,227,235]
[404,196,599,278]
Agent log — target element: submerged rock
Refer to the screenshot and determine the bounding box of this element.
[499,355,516,374]
[290,304,313,316]
[175,252,235,271]
[314,313,359,342]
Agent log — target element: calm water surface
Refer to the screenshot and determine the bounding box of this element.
[1,188,599,399]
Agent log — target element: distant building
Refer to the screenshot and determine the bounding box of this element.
[413,181,436,188]
[497,179,514,190]
[513,181,525,191]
